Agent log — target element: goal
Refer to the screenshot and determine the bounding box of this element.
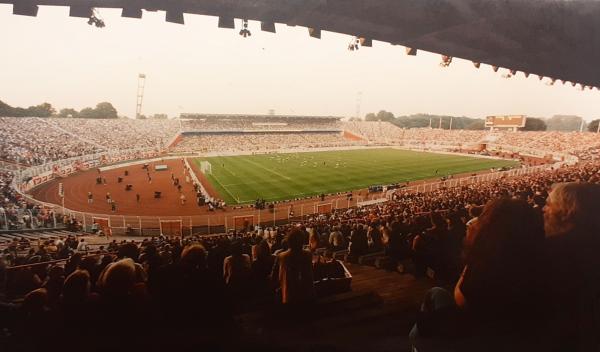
[92,217,111,237]
[160,220,183,237]
[199,161,212,174]
[316,203,333,214]
[233,215,254,231]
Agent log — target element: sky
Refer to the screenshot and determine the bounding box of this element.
[1,5,600,121]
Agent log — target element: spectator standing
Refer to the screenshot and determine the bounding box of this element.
[76,239,88,253]
[543,183,600,351]
[271,228,315,305]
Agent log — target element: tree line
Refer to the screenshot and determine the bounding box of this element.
[361,111,600,132]
[0,100,118,119]
[360,111,491,130]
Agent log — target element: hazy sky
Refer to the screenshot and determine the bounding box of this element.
[1,5,600,121]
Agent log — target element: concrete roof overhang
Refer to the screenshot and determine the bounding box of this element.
[2,0,600,88]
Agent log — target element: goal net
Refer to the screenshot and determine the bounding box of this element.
[316,203,333,214]
[160,220,183,237]
[233,215,254,231]
[200,161,212,175]
[92,217,111,237]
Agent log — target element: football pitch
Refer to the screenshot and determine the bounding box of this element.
[195,148,518,204]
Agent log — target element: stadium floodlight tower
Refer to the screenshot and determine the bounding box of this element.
[136,73,146,119]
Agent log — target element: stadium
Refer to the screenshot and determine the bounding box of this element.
[1,1,600,352]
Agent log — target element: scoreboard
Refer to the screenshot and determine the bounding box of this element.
[485,115,526,131]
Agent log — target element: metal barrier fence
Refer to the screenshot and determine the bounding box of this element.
[44,196,369,236]
[0,207,61,231]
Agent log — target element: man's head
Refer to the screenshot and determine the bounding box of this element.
[544,182,600,237]
[286,227,305,252]
[98,258,136,296]
[180,244,207,268]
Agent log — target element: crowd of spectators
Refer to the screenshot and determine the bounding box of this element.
[399,128,488,148]
[576,144,600,161]
[2,117,598,167]
[490,130,600,154]
[0,225,326,349]
[0,152,599,349]
[0,171,59,231]
[48,118,180,150]
[180,115,342,131]
[408,181,600,351]
[0,118,101,166]
[343,121,405,141]
[171,132,363,153]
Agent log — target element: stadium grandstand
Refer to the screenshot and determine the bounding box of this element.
[1,1,600,352]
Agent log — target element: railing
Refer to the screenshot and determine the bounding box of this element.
[6,194,367,236]
[0,207,60,231]
[4,251,114,271]
[395,163,556,195]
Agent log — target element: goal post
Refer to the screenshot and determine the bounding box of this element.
[233,215,254,231]
[159,220,183,237]
[316,203,333,214]
[200,161,212,175]
[92,217,112,237]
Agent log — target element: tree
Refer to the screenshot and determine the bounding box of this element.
[465,119,485,130]
[364,113,377,121]
[78,107,96,119]
[0,100,56,117]
[375,110,395,122]
[94,102,118,119]
[588,119,600,132]
[522,117,547,131]
[546,115,584,131]
[0,100,14,116]
[26,102,55,117]
[364,111,395,122]
[58,108,79,118]
[76,102,119,119]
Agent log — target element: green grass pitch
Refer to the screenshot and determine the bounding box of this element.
[195,148,519,204]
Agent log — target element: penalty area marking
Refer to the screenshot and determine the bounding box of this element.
[210,174,241,204]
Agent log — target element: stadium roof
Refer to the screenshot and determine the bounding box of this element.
[179,113,343,120]
[4,0,600,88]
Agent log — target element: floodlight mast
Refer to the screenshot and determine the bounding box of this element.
[136,74,146,119]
